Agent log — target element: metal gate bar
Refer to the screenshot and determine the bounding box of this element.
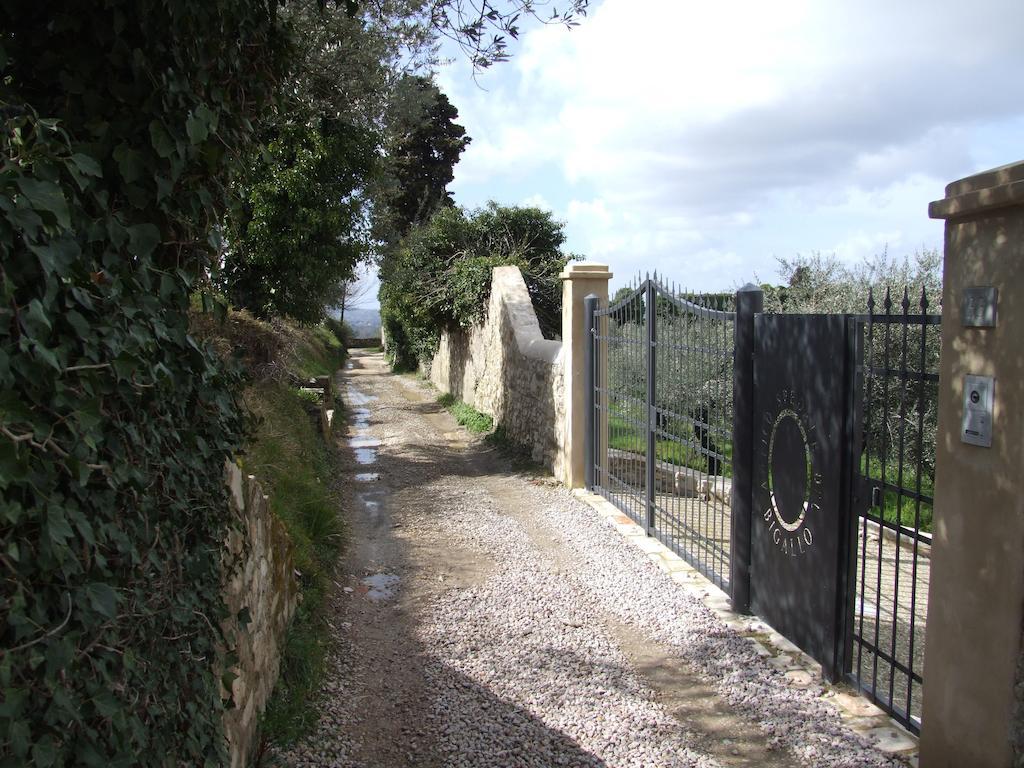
[590,276,736,592]
[850,287,940,734]
[587,275,942,735]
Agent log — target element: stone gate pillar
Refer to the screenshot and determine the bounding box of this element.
[560,263,612,488]
[920,160,1024,767]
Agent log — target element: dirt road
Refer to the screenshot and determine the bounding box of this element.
[270,350,900,768]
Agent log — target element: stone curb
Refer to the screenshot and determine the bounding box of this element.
[572,488,919,767]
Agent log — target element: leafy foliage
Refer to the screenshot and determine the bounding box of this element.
[0,0,589,761]
[380,202,577,369]
[763,248,943,495]
[424,0,589,71]
[437,393,494,433]
[374,76,471,243]
[221,120,376,324]
[761,248,942,314]
[0,1,288,763]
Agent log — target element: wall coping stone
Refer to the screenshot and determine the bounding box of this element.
[559,262,614,280]
[492,265,564,364]
[929,160,1024,220]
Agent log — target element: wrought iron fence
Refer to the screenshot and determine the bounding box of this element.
[586,276,942,735]
[849,287,941,734]
[589,276,736,591]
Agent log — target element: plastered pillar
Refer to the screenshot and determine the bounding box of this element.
[560,263,612,488]
[920,160,1024,768]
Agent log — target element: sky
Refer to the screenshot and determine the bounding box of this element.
[356,0,1024,307]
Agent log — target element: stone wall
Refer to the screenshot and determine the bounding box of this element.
[221,461,299,768]
[426,266,566,476]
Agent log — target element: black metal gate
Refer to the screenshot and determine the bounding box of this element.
[585,279,940,734]
[847,289,940,733]
[749,314,859,681]
[587,276,736,591]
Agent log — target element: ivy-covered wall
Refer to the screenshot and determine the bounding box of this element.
[0,3,289,764]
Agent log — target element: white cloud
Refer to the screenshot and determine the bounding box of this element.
[520,192,553,210]
[440,0,1024,289]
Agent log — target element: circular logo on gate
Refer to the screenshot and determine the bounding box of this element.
[758,389,823,557]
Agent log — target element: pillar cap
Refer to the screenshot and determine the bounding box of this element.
[559,262,613,281]
[929,159,1024,221]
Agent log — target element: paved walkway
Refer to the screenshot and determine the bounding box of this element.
[271,351,911,768]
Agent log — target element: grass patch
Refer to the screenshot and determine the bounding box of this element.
[862,455,934,533]
[437,393,494,433]
[294,325,345,379]
[242,379,344,749]
[608,414,733,477]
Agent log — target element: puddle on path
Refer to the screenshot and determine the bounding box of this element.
[346,385,378,407]
[355,472,380,483]
[349,436,381,449]
[353,448,376,465]
[356,491,385,524]
[361,573,399,602]
[346,385,380,466]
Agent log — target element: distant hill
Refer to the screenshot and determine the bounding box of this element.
[332,307,381,339]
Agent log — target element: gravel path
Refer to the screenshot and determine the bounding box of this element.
[269,350,903,768]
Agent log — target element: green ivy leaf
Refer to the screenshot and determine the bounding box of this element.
[8,206,43,235]
[23,299,52,334]
[0,687,27,717]
[31,734,58,767]
[70,153,103,178]
[186,112,209,145]
[127,223,161,257]
[14,178,70,229]
[91,689,119,718]
[148,120,176,159]
[83,582,118,619]
[112,144,144,184]
[8,719,29,757]
[46,510,74,545]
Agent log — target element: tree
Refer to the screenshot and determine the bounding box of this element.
[374,75,471,244]
[762,248,941,314]
[418,0,589,72]
[335,267,376,323]
[221,118,376,324]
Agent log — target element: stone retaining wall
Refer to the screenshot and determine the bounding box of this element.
[221,461,298,768]
[425,266,566,477]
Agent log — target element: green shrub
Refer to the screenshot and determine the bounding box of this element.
[379,202,578,368]
[323,316,354,349]
[437,393,494,433]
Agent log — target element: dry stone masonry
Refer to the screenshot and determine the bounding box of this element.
[221,461,299,768]
[427,266,567,476]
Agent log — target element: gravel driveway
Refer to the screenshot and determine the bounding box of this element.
[270,350,903,768]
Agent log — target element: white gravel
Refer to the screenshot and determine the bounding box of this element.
[271,358,905,767]
[416,479,901,767]
[419,482,718,768]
